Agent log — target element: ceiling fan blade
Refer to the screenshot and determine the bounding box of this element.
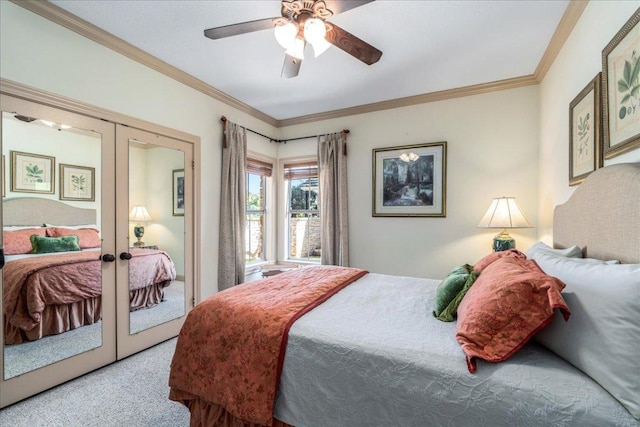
[204,17,278,40]
[324,0,375,16]
[325,23,382,65]
[281,54,302,78]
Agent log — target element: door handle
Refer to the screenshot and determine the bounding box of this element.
[101,253,116,263]
[119,252,133,260]
[0,248,4,270]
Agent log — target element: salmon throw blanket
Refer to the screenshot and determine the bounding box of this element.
[169,265,368,426]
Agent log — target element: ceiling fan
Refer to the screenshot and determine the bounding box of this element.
[204,0,382,78]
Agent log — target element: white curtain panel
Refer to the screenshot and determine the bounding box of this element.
[318,132,349,266]
[218,121,247,290]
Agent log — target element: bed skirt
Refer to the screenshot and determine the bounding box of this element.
[5,281,171,345]
[130,280,170,311]
[4,296,101,345]
[181,396,294,427]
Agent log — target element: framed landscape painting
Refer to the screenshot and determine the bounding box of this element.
[173,169,185,216]
[60,164,95,201]
[11,150,55,194]
[602,8,640,159]
[372,142,447,217]
[569,73,602,186]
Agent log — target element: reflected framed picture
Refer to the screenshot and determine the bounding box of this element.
[173,169,185,216]
[11,150,55,194]
[372,142,447,217]
[60,163,95,201]
[602,8,640,159]
[569,73,602,186]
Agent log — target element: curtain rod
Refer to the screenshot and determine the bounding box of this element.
[220,115,349,144]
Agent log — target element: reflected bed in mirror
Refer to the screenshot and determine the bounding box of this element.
[2,198,177,378]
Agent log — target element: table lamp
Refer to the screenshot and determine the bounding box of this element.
[129,205,152,247]
[478,197,531,252]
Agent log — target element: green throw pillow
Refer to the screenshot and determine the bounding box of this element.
[30,234,81,254]
[433,264,479,322]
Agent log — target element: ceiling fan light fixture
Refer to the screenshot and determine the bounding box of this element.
[303,18,325,43]
[311,37,331,57]
[285,36,305,60]
[274,21,297,49]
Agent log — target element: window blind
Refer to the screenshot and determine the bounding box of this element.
[283,161,318,180]
[247,158,273,177]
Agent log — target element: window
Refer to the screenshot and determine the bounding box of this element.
[246,158,272,265]
[284,161,320,262]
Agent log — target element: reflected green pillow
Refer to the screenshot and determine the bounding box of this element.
[30,234,81,254]
[433,264,479,322]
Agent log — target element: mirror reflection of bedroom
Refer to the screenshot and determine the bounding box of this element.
[127,139,185,335]
[2,111,103,379]
[1,112,186,380]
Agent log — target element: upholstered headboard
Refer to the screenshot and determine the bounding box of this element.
[2,198,96,227]
[554,163,640,263]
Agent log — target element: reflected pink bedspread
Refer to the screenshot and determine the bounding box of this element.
[169,265,368,426]
[3,249,176,334]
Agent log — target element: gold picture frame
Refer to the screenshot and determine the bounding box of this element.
[11,150,55,194]
[173,169,185,216]
[569,73,602,186]
[372,142,447,217]
[59,163,95,201]
[602,8,640,159]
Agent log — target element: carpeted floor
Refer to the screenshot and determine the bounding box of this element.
[0,337,190,427]
[4,281,185,379]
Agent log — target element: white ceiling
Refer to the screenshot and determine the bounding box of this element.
[49,0,569,122]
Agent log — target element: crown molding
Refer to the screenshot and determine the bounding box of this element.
[10,0,278,127]
[534,0,588,82]
[275,75,538,127]
[10,0,583,129]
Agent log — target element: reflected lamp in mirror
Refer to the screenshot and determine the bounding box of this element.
[129,205,152,247]
[478,197,531,252]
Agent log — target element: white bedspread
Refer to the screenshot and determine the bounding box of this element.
[274,273,638,427]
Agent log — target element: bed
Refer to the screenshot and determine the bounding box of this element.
[169,163,640,427]
[2,198,176,345]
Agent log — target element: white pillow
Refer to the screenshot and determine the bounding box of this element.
[3,225,43,230]
[534,252,640,418]
[525,241,582,259]
[45,224,99,230]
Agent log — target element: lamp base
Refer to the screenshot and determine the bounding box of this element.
[133,241,145,247]
[493,230,515,252]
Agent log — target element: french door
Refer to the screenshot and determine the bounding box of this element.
[115,125,193,359]
[0,95,117,407]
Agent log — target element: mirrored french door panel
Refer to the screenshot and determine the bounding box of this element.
[115,125,193,359]
[0,95,116,407]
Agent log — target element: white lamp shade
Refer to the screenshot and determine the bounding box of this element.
[478,197,531,229]
[304,18,326,43]
[129,205,152,222]
[311,37,331,57]
[275,22,297,50]
[285,37,305,60]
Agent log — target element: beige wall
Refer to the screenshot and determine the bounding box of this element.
[538,1,640,243]
[278,86,540,278]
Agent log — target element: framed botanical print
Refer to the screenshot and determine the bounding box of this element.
[569,73,602,186]
[173,169,185,216]
[372,142,447,217]
[60,163,95,201]
[602,8,640,159]
[11,150,55,194]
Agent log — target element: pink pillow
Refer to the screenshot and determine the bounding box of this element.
[46,227,101,249]
[456,256,570,373]
[473,249,526,273]
[3,228,46,255]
